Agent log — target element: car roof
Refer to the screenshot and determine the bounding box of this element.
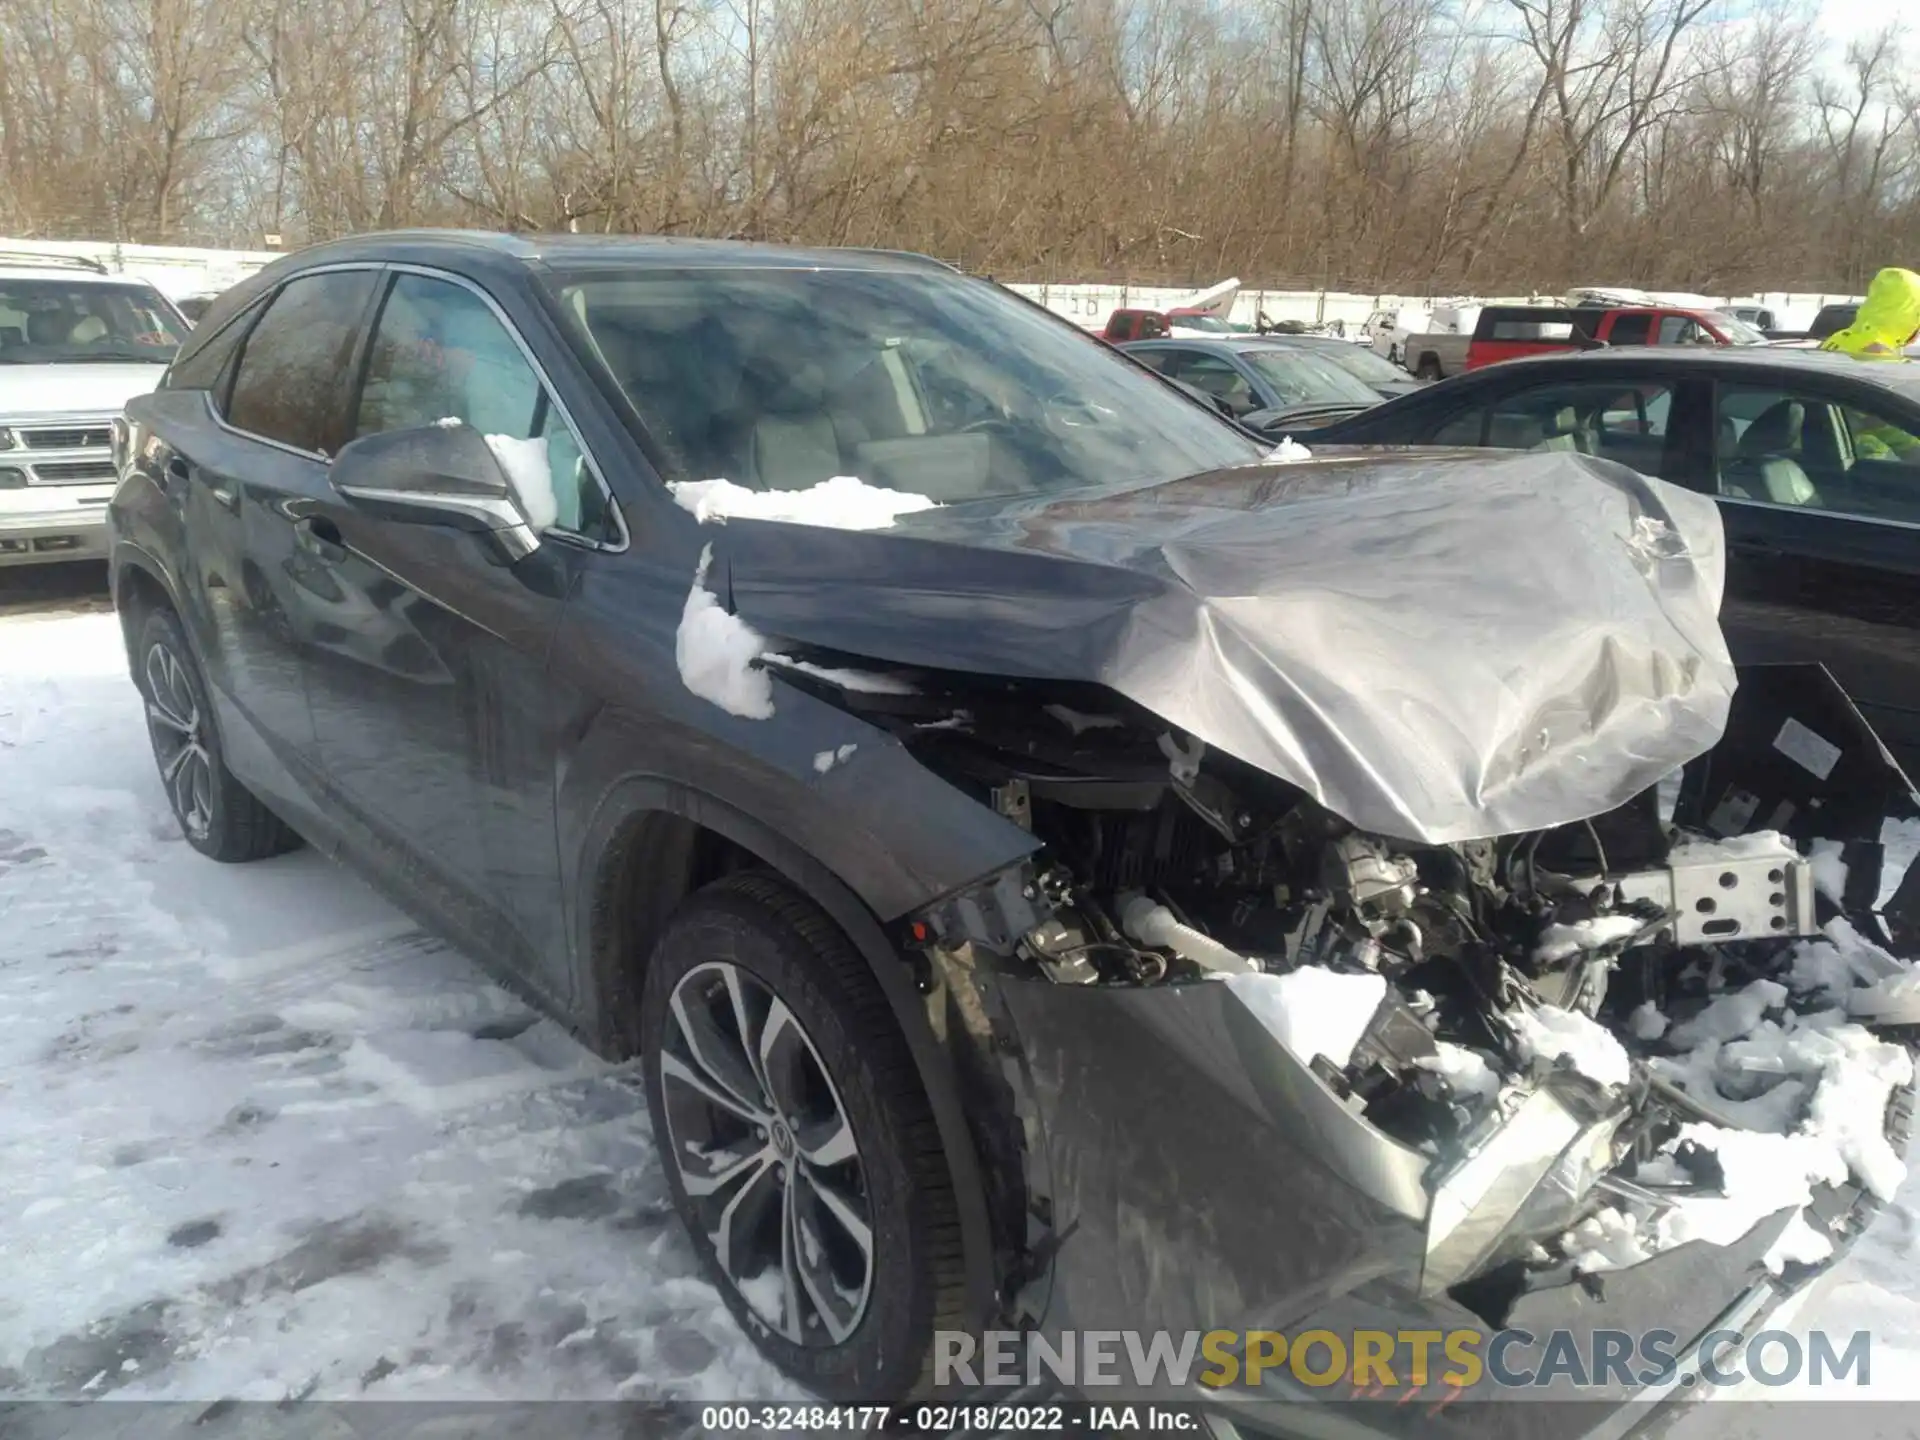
[261,229,956,276]
[1460,344,1920,401]
[0,264,154,286]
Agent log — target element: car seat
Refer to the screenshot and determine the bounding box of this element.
[1722,400,1818,506]
[1537,407,1593,453]
[748,362,842,490]
[26,310,71,346]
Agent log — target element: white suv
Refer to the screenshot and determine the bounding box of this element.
[0,254,188,567]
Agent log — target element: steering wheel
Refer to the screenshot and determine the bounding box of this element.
[959,414,1016,435]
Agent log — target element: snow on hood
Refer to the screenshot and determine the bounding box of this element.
[716,449,1734,844]
[0,361,169,416]
[670,476,937,529]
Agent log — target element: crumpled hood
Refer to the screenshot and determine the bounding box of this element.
[0,361,170,416]
[717,449,1734,844]
[1822,267,1920,360]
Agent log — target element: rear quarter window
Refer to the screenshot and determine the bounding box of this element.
[225,270,381,454]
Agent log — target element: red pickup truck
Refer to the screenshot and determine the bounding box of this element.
[1464,304,1753,369]
[1102,307,1235,341]
[1403,304,1759,377]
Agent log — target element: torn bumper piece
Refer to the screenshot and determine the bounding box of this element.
[989,969,1910,1437]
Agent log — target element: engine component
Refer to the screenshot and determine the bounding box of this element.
[1117,892,1256,974]
[1323,833,1419,915]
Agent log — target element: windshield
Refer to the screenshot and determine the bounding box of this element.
[551,268,1259,501]
[1169,314,1234,333]
[1236,347,1382,406]
[1301,343,1408,387]
[1705,311,1766,345]
[0,279,186,363]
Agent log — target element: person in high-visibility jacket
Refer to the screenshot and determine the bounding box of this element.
[1821,267,1920,460]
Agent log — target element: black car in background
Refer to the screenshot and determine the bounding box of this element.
[1255,331,1428,399]
[1315,347,1920,773]
[107,233,1918,1431]
[1119,334,1386,434]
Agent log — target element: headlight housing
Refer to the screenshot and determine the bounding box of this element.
[0,427,18,451]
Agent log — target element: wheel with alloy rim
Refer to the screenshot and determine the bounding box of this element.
[143,637,214,841]
[136,607,300,863]
[641,872,966,1398]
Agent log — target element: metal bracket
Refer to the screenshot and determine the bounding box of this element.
[1584,850,1817,947]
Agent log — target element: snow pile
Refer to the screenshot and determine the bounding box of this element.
[669,476,937,530]
[1763,1209,1837,1274]
[483,434,559,531]
[1512,1004,1631,1087]
[1668,829,1798,863]
[1562,1206,1652,1273]
[1649,1124,1846,1250]
[1629,1000,1668,1041]
[0,611,795,1402]
[1666,977,1788,1047]
[1265,438,1312,463]
[1795,1020,1914,1201]
[1808,839,1850,903]
[1416,1041,1501,1101]
[1535,914,1644,964]
[1225,967,1386,1071]
[675,546,774,720]
[1568,914,1917,1276]
[1791,917,1915,1018]
[812,744,857,775]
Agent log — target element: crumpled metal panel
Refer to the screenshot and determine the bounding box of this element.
[719,448,1734,844]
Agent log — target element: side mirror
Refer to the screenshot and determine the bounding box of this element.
[329,422,540,560]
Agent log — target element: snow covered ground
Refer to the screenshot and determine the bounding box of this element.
[4,590,1920,1427]
[0,601,786,1404]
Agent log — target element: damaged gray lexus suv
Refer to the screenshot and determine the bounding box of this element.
[111,232,1920,1433]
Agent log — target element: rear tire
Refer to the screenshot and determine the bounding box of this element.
[640,872,966,1400]
[136,607,300,863]
[1415,355,1443,381]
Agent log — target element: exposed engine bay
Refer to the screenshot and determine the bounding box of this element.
[776,650,1920,1316]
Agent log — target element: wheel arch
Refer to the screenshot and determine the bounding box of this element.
[575,775,1002,1330]
[111,543,184,680]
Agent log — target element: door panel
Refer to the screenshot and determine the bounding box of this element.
[137,269,382,822]
[1705,380,1920,773]
[302,269,597,1003]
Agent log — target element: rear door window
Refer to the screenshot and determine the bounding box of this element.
[1427,379,1676,473]
[225,270,381,454]
[1716,382,1920,520]
[1607,314,1652,346]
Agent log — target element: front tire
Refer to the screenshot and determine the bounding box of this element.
[640,872,965,1400]
[137,607,300,863]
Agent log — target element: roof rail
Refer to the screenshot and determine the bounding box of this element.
[0,250,111,275]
